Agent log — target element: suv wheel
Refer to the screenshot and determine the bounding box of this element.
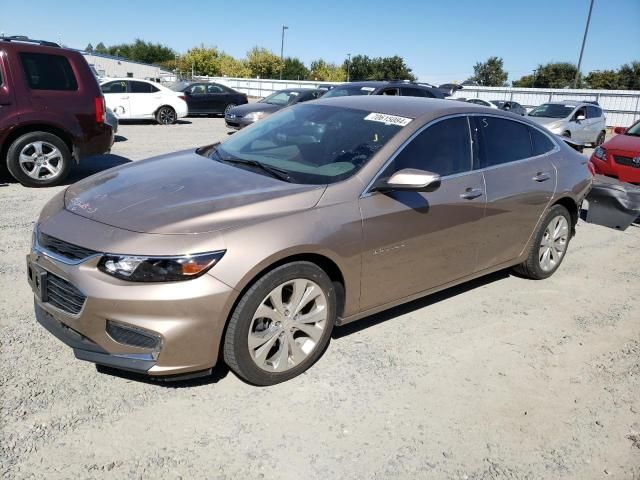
[514,204,572,280]
[223,262,336,385]
[155,106,177,125]
[6,132,72,187]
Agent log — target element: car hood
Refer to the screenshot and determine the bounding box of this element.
[229,102,281,117]
[527,116,566,127]
[64,149,326,234]
[603,133,640,154]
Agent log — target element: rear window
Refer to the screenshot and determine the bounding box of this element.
[19,52,78,91]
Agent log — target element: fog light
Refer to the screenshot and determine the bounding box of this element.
[106,320,162,358]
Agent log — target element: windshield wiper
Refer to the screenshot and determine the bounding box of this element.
[211,149,293,182]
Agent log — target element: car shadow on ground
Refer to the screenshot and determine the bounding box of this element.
[333,270,510,340]
[95,363,230,388]
[117,119,192,125]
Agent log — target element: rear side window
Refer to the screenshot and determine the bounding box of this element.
[130,81,158,93]
[474,116,532,168]
[207,84,224,93]
[101,81,127,94]
[391,117,471,176]
[20,53,77,91]
[529,127,556,156]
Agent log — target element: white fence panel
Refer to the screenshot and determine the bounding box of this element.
[197,77,640,127]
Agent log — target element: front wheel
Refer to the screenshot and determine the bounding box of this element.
[595,130,606,146]
[155,106,177,125]
[514,204,572,280]
[223,262,336,385]
[6,132,72,187]
[223,103,237,115]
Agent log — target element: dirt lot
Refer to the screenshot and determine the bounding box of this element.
[1,118,639,479]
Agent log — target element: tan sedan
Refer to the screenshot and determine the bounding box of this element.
[28,96,592,385]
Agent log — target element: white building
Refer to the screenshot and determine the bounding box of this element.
[81,51,174,82]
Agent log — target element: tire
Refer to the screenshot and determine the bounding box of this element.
[595,130,606,146]
[513,204,572,280]
[6,132,72,187]
[223,262,336,386]
[562,131,571,138]
[223,103,237,115]
[155,106,177,125]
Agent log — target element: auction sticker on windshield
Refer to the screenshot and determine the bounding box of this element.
[364,112,413,126]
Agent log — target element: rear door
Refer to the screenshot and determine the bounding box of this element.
[128,80,161,118]
[205,83,231,112]
[101,80,130,118]
[359,116,486,309]
[471,115,557,271]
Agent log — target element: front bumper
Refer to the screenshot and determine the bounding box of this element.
[224,114,254,130]
[28,244,235,377]
[590,154,640,184]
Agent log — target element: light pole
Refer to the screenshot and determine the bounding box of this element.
[347,53,351,82]
[280,25,288,80]
[574,0,595,89]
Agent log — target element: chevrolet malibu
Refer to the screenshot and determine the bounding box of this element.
[28,96,592,385]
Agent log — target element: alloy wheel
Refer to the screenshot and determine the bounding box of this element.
[538,215,569,272]
[157,107,176,125]
[248,278,328,372]
[18,141,64,180]
[224,103,237,115]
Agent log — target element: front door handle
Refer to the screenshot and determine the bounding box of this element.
[533,172,551,182]
[120,96,129,100]
[460,188,484,200]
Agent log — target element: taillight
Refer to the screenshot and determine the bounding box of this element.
[95,96,106,124]
[587,161,596,177]
[178,95,186,102]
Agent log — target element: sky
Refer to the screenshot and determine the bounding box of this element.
[1,0,638,84]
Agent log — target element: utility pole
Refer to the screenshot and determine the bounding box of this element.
[280,25,288,80]
[574,0,595,89]
[347,53,351,82]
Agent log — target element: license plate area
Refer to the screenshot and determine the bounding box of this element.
[27,258,48,302]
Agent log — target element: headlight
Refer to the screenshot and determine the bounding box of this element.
[593,146,606,160]
[245,111,266,121]
[98,251,225,282]
[547,122,562,132]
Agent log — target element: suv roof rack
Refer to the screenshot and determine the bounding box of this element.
[0,35,60,47]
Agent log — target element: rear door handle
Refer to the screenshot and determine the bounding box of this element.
[460,188,484,200]
[533,172,551,182]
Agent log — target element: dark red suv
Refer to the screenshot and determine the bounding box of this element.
[0,36,113,187]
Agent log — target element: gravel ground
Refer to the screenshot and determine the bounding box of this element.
[1,118,639,479]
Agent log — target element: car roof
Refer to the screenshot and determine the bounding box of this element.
[312,95,478,118]
[101,78,154,83]
[545,100,589,106]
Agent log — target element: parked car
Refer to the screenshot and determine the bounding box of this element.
[171,81,248,116]
[321,80,448,99]
[225,88,325,129]
[0,36,113,187]
[490,100,527,116]
[105,107,118,134]
[590,120,640,184]
[466,98,499,109]
[528,100,606,146]
[100,78,188,125]
[29,97,591,385]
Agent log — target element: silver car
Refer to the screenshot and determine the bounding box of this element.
[528,100,606,146]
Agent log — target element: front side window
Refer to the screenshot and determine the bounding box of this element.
[101,80,127,94]
[586,105,602,119]
[389,117,472,177]
[130,81,158,93]
[20,53,78,91]
[379,88,399,96]
[474,116,532,168]
[189,84,206,94]
[210,104,405,185]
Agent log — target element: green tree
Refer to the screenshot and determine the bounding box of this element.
[617,61,640,90]
[94,42,108,54]
[309,60,345,81]
[584,69,620,89]
[178,46,221,76]
[466,56,508,86]
[85,43,93,53]
[344,54,374,81]
[106,39,176,64]
[217,54,251,78]
[246,47,283,78]
[342,54,416,81]
[513,62,580,88]
[282,57,309,80]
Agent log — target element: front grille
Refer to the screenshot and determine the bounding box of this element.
[613,155,640,168]
[38,232,98,262]
[46,273,86,315]
[106,321,161,350]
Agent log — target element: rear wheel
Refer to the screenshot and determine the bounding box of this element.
[514,204,572,280]
[155,106,177,125]
[223,262,336,385]
[6,132,71,187]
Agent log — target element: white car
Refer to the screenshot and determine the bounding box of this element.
[100,78,188,125]
[466,98,499,109]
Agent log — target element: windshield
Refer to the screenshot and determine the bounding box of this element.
[625,121,640,137]
[212,104,406,185]
[261,90,300,106]
[528,103,575,119]
[322,85,376,98]
[490,100,505,107]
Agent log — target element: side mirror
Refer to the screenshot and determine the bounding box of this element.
[614,126,626,134]
[575,114,586,121]
[373,168,441,193]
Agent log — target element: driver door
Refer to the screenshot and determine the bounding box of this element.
[101,80,130,119]
[358,116,486,310]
